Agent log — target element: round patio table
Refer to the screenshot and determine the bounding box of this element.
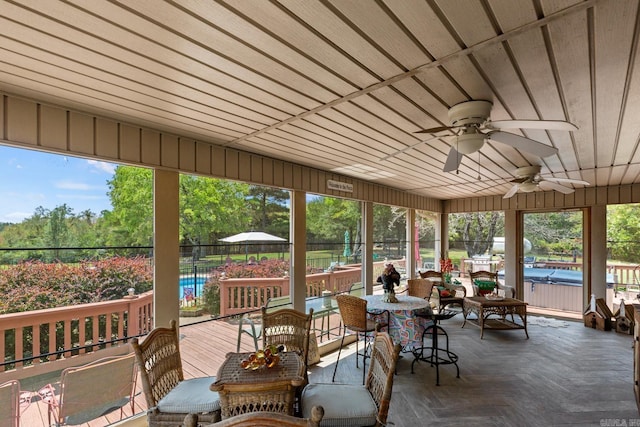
[362,294,432,350]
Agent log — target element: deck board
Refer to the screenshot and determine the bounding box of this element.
[14,307,639,426]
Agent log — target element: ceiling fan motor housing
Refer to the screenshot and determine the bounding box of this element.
[514,165,542,178]
[448,100,493,127]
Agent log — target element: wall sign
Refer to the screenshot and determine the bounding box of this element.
[327,180,353,193]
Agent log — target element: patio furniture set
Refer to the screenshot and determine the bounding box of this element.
[1,270,527,426]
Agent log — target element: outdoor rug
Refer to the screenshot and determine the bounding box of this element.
[527,316,570,328]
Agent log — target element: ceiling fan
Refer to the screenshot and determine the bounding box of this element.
[382,100,577,172]
[503,165,590,198]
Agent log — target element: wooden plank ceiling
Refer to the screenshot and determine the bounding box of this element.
[1,0,639,200]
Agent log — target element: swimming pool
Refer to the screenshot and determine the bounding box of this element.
[179,276,207,299]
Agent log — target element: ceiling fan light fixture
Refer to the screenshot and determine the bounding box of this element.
[519,182,537,193]
[456,132,485,155]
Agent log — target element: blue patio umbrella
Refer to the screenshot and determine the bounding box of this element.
[343,230,352,257]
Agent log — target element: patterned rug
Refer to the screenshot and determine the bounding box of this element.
[528,316,570,328]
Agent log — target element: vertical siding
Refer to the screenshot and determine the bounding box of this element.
[0,92,445,212]
[40,105,67,151]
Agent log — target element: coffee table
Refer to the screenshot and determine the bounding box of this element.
[462,296,528,339]
[210,351,305,419]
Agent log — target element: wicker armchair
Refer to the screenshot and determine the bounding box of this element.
[470,270,515,297]
[419,270,466,311]
[261,307,313,382]
[302,331,401,427]
[184,406,324,427]
[331,295,389,384]
[132,320,221,426]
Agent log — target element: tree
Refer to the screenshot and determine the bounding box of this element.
[46,204,73,258]
[524,212,581,257]
[107,166,154,246]
[607,204,640,262]
[246,186,290,237]
[449,212,504,257]
[179,174,250,258]
[307,197,360,249]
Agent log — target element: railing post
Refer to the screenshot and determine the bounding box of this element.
[220,275,229,317]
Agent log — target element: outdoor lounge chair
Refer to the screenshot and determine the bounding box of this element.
[40,352,137,426]
[0,379,20,427]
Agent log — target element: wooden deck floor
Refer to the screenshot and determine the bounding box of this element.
[17,306,639,426]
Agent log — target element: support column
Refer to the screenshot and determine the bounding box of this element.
[503,209,520,298]
[407,209,416,278]
[153,169,180,328]
[587,205,607,302]
[362,202,374,295]
[290,190,306,312]
[437,213,447,270]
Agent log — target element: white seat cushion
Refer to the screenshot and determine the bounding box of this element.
[301,383,377,427]
[156,377,220,414]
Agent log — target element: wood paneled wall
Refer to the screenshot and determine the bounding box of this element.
[6,92,640,214]
[445,185,640,213]
[0,92,442,212]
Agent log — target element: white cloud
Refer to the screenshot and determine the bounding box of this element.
[87,160,116,174]
[2,211,32,223]
[55,180,93,191]
[56,194,106,200]
[5,191,46,202]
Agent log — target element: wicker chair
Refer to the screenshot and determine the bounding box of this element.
[184,406,324,427]
[302,331,401,427]
[331,295,389,385]
[237,296,292,352]
[132,320,221,426]
[262,306,313,416]
[261,306,313,381]
[407,278,438,307]
[0,379,20,427]
[419,270,466,311]
[469,270,515,297]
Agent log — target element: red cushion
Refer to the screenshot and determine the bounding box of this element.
[440,290,451,297]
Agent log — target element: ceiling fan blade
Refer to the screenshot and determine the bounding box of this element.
[488,131,558,158]
[503,184,520,199]
[380,135,442,161]
[541,176,590,186]
[443,147,463,172]
[415,125,453,134]
[538,180,575,194]
[486,120,578,132]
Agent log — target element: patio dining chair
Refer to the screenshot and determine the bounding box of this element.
[39,352,137,426]
[132,320,221,426]
[302,331,401,427]
[406,278,438,308]
[0,379,20,427]
[331,295,389,385]
[236,295,292,352]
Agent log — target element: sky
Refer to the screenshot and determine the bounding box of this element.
[0,145,117,223]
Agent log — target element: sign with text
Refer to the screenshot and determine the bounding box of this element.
[327,180,353,193]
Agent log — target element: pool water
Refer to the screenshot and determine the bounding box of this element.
[179,276,207,299]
